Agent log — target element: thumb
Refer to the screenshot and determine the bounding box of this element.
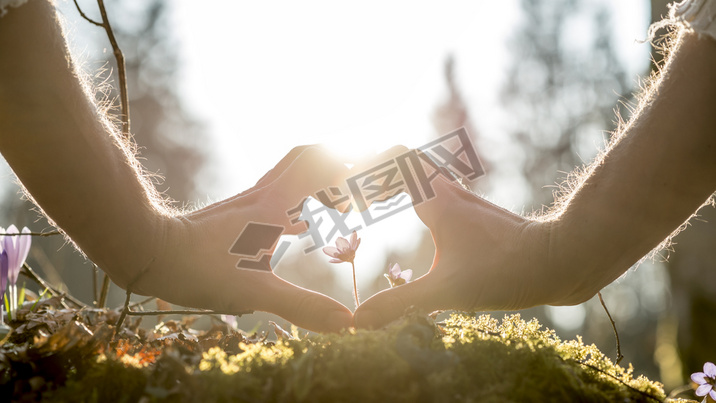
[413,173,464,229]
[353,274,445,329]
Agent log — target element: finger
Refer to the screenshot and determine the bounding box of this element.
[203,269,353,333]
[237,146,349,234]
[256,275,354,333]
[252,145,314,190]
[353,273,447,329]
[267,147,351,223]
[412,172,464,229]
[347,145,410,179]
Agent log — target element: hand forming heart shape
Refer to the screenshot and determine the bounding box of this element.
[127,143,551,333]
[126,145,417,333]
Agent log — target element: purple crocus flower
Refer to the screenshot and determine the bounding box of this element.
[1,225,31,318]
[692,362,716,401]
[384,263,412,288]
[2,225,31,286]
[322,231,360,264]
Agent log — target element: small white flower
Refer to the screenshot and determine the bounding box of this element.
[384,263,412,288]
[692,362,716,401]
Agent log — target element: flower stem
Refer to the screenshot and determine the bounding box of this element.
[351,261,360,309]
[9,285,16,320]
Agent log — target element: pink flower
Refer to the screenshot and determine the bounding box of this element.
[692,362,716,401]
[323,231,362,308]
[384,263,412,287]
[322,231,360,264]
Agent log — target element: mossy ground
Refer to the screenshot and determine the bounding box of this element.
[0,307,671,403]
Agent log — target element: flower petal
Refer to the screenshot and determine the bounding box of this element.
[3,225,22,284]
[329,258,344,264]
[704,362,716,378]
[221,314,237,329]
[353,237,361,251]
[696,383,713,397]
[0,251,8,293]
[692,372,707,384]
[335,237,349,251]
[17,227,31,268]
[322,246,340,257]
[388,263,400,279]
[400,269,413,282]
[710,389,716,401]
[349,231,358,247]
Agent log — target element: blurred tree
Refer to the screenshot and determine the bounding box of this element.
[0,0,208,307]
[499,0,671,382]
[665,203,716,383]
[645,0,716,385]
[501,0,629,209]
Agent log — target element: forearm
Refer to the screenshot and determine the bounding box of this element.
[0,0,168,286]
[545,32,716,304]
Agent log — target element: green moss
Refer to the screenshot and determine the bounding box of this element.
[45,313,665,402]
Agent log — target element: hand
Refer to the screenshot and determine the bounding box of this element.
[128,146,354,333]
[354,172,558,329]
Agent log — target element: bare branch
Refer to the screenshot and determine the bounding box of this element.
[72,0,102,27]
[98,273,110,308]
[96,0,131,138]
[20,263,85,308]
[3,231,61,237]
[598,291,624,365]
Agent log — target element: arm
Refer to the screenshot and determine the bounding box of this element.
[0,0,162,287]
[355,31,716,328]
[546,31,716,304]
[0,1,353,332]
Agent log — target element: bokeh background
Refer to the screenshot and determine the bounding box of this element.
[3,0,714,392]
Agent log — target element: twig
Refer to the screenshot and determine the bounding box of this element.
[575,360,663,402]
[72,0,102,27]
[667,385,695,399]
[598,291,624,365]
[20,263,85,308]
[92,265,99,307]
[3,231,61,237]
[72,0,130,137]
[98,273,110,309]
[114,288,132,335]
[126,309,223,317]
[114,291,251,333]
[128,296,157,310]
[96,0,130,138]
